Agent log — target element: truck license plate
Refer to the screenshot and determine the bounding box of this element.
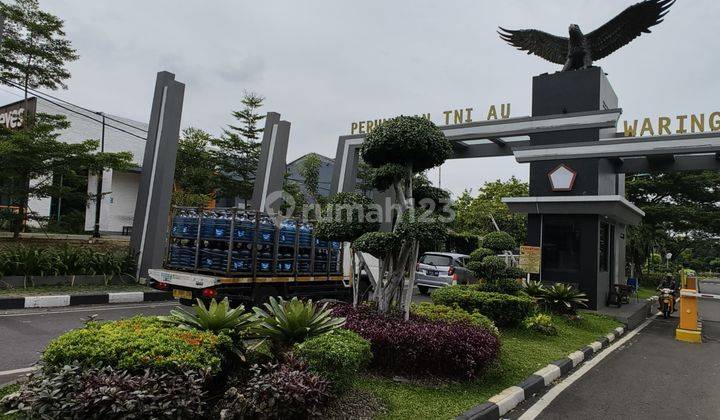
[172,289,192,300]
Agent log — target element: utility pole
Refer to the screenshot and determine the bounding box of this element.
[93,112,105,238]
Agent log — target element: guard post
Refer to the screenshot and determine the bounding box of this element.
[676,270,701,343]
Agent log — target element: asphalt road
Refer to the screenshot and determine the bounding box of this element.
[517,280,720,420]
[0,302,174,384]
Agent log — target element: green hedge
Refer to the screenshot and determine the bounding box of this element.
[295,328,372,393]
[639,271,669,288]
[431,286,536,328]
[411,302,499,337]
[43,316,229,372]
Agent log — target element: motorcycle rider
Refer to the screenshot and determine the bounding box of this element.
[657,274,678,312]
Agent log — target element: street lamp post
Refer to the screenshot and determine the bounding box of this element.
[93,112,105,238]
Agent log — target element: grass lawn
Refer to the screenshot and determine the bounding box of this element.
[637,286,656,300]
[355,313,621,419]
[0,283,150,297]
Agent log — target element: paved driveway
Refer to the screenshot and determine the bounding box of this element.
[519,280,720,419]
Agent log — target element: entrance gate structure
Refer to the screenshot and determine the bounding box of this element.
[319,67,720,309]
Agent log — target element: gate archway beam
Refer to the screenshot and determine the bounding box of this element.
[330,108,622,193]
[513,131,720,174]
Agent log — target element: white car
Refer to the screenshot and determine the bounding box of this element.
[415,252,476,295]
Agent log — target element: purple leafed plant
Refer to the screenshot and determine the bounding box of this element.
[331,303,500,379]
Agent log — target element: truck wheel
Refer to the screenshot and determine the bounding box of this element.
[418,285,429,295]
[252,286,279,306]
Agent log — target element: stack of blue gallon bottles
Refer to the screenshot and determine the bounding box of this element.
[168,207,341,277]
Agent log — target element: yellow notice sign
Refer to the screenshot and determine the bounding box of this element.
[519,246,541,274]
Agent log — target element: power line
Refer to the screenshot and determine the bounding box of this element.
[0,79,148,141]
[9,81,148,133]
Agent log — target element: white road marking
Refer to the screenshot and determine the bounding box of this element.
[0,366,39,376]
[518,313,659,420]
[0,302,174,318]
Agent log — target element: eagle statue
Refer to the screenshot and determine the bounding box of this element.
[498,0,675,71]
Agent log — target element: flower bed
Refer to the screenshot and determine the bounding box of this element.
[355,312,622,419]
[43,316,228,372]
[331,303,500,379]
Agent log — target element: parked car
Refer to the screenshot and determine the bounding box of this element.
[415,252,476,295]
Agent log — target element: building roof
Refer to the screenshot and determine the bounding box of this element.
[286,152,334,167]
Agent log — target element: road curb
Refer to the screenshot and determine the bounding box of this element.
[0,290,172,310]
[456,325,626,420]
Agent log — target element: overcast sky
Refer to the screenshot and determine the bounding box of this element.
[1,0,717,197]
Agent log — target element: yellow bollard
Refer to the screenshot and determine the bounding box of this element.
[676,275,701,343]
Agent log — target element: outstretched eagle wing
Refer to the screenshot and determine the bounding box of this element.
[587,0,675,60]
[498,28,568,65]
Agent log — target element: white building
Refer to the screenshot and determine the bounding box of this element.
[1,96,340,235]
[17,97,148,234]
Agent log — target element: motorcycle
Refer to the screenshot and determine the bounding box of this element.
[658,288,675,319]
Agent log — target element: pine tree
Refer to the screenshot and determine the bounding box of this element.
[0,0,79,103]
[211,91,265,205]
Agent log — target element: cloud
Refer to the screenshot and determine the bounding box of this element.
[0,0,713,199]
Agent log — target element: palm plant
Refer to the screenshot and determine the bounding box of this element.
[159,298,259,334]
[252,297,345,347]
[522,279,546,299]
[543,283,589,314]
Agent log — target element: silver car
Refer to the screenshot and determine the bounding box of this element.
[415,252,476,295]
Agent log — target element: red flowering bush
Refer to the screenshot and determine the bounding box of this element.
[330,304,500,379]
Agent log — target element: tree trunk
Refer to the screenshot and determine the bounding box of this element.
[403,242,420,320]
[350,246,358,308]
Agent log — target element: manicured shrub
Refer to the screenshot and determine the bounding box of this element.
[314,192,380,242]
[354,231,401,259]
[1,364,207,419]
[523,313,558,336]
[469,247,494,262]
[505,266,527,279]
[252,297,345,348]
[218,359,330,419]
[411,302,499,337]
[42,316,229,373]
[295,328,372,392]
[476,278,522,296]
[480,255,508,279]
[431,286,536,328]
[331,304,500,379]
[482,231,516,253]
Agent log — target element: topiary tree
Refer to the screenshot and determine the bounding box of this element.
[354,231,401,260]
[360,116,453,318]
[315,192,380,306]
[482,231,516,254]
